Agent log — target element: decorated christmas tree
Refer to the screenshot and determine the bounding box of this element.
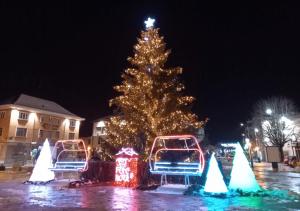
[229,143,261,192]
[204,153,228,194]
[106,18,206,157]
[29,139,55,182]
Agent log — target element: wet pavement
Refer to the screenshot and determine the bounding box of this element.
[254,163,300,195]
[0,163,299,210]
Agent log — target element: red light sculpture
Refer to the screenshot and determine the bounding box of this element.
[115,148,139,187]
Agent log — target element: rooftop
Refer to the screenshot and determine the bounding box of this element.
[0,94,83,119]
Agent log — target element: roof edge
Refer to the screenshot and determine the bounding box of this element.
[0,104,85,121]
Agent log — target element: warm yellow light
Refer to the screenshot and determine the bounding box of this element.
[254,146,259,151]
[64,119,70,125]
[11,109,19,120]
[97,121,105,127]
[29,112,36,122]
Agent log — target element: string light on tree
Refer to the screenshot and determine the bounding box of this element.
[106,18,206,159]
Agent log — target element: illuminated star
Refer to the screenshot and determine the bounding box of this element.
[144,17,155,28]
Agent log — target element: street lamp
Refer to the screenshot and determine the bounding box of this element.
[266,108,272,115]
[240,123,244,127]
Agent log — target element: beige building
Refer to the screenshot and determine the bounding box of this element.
[0,94,84,165]
[90,117,109,149]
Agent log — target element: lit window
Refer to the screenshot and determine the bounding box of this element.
[70,120,76,127]
[0,111,5,119]
[16,128,27,137]
[69,132,75,140]
[0,128,2,136]
[19,112,29,120]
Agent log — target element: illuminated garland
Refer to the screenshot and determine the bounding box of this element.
[106,19,206,158]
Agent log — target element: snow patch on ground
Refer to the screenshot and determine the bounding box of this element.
[146,184,188,195]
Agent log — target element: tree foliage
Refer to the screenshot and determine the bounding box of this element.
[105,25,206,158]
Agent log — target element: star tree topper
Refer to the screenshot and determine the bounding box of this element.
[144,17,155,28]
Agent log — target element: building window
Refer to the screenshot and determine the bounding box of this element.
[16,128,27,137]
[96,126,106,135]
[39,130,60,140]
[19,112,29,120]
[51,117,60,126]
[40,115,46,123]
[69,132,75,140]
[0,111,5,119]
[70,120,76,127]
[55,131,60,139]
[39,130,44,138]
[0,128,2,136]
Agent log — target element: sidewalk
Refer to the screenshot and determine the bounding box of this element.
[0,166,33,182]
[254,162,300,173]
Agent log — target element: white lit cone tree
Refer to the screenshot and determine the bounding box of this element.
[204,153,228,194]
[29,139,55,182]
[229,143,261,192]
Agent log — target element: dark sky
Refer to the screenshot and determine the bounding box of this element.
[1,1,300,143]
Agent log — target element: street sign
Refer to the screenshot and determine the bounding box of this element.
[266,146,281,162]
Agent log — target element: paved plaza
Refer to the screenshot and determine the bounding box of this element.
[0,163,299,210]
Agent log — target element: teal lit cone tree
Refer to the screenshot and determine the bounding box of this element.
[106,18,206,159]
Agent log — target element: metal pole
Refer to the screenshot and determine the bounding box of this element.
[248,145,254,168]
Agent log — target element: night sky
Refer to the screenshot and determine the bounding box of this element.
[1,1,300,143]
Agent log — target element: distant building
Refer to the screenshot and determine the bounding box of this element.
[261,115,300,161]
[0,94,84,165]
[90,116,110,149]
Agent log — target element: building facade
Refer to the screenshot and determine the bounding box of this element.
[90,117,109,149]
[261,115,300,161]
[0,94,84,165]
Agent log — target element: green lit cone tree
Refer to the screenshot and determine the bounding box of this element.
[229,143,261,193]
[105,18,206,159]
[204,153,228,194]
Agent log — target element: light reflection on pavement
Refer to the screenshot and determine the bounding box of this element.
[0,163,299,210]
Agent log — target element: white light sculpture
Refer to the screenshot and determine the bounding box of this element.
[144,17,155,28]
[229,143,261,192]
[204,153,228,194]
[29,139,55,182]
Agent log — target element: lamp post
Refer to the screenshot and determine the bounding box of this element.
[245,138,254,168]
[254,128,262,162]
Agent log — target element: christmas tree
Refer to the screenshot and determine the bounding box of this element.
[204,153,228,194]
[229,143,261,192]
[106,18,206,157]
[29,139,55,182]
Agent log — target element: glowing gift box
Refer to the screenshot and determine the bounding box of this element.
[115,148,139,187]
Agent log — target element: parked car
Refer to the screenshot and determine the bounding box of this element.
[289,156,297,168]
